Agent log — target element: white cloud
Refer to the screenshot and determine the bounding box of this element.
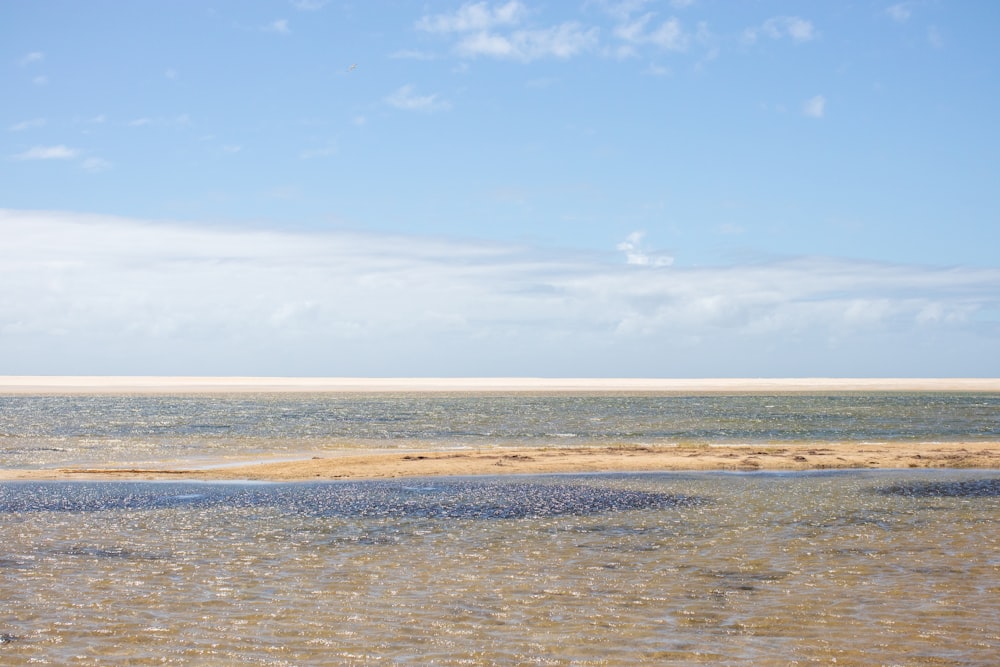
[593,0,653,22]
[10,146,110,172]
[416,1,526,33]
[32,75,49,86]
[12,145,79,160]
[456,23,599,61]
[418,2,597,62]
[885,3,911,22]
[614,14,688,52]
[803,94,826,118]
[1,210,998,376]
[264,19,291,35]
[8,118,46,132]
[385,84,452,112]
[744,16,816,44]
[19,51,44,66]
[648,17,688,50]
[617,231,673,266]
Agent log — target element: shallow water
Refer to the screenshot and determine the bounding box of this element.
[2,470,999,665]
[2,392,999,468]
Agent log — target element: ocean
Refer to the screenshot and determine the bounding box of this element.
[2,392,999,469]
[2,392,999,664]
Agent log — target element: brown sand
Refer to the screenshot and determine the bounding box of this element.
[3,441,999,482]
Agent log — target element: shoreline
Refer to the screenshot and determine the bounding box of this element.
[2,376,1000,394]
[3,441,999,482]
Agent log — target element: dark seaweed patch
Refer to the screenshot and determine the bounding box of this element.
[875,478,1000,498]
[0,479,702,520]
[61,546,168,561]
[282,480,701,520]
[0,483,222,513]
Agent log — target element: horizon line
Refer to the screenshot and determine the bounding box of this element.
[1,376,998,394]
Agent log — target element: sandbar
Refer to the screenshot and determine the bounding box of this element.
[2,376,999,393]
[3,441,999,482]
[3,377,997,481]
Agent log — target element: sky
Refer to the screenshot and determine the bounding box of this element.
[2,0,999,378]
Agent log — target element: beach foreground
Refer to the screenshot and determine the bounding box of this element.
[3,441,999,482]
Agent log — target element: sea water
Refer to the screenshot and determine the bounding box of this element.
[1,472,999,664]
[1,392,999,469]
[1,393,999,664]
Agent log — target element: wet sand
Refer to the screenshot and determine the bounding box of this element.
[3,441,999,482]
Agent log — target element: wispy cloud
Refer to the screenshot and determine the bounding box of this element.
[11,145,79,160]
[417,2,598,62]
[385,84,452,112]
[128,114,191,128]
[289,0,328,10]
[2,210,996,375]
[10,146,111,172]
[743,16,816,44]
[416,1,526,33]
[613,14,688,52]
[264,19,291,35]
[927,26,944,49]
[456,23,599,61]
[81,157,112,172]
[885,3,911,22]
[389,49,438,61]
[299,140,337,159]
[803,94,826,118]
[18,51,44,66]
[8,118,46,132]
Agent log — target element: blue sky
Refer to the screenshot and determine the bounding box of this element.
[2,0,999,377]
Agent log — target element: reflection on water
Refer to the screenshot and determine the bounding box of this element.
[2,392,999,468]
[2,470,999,665]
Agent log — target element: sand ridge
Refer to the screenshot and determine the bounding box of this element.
[4,441,999,482]
[2,376,1000,393]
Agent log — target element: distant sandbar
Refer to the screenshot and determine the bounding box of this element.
[3,441,999,482]
[2,376,999,394]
